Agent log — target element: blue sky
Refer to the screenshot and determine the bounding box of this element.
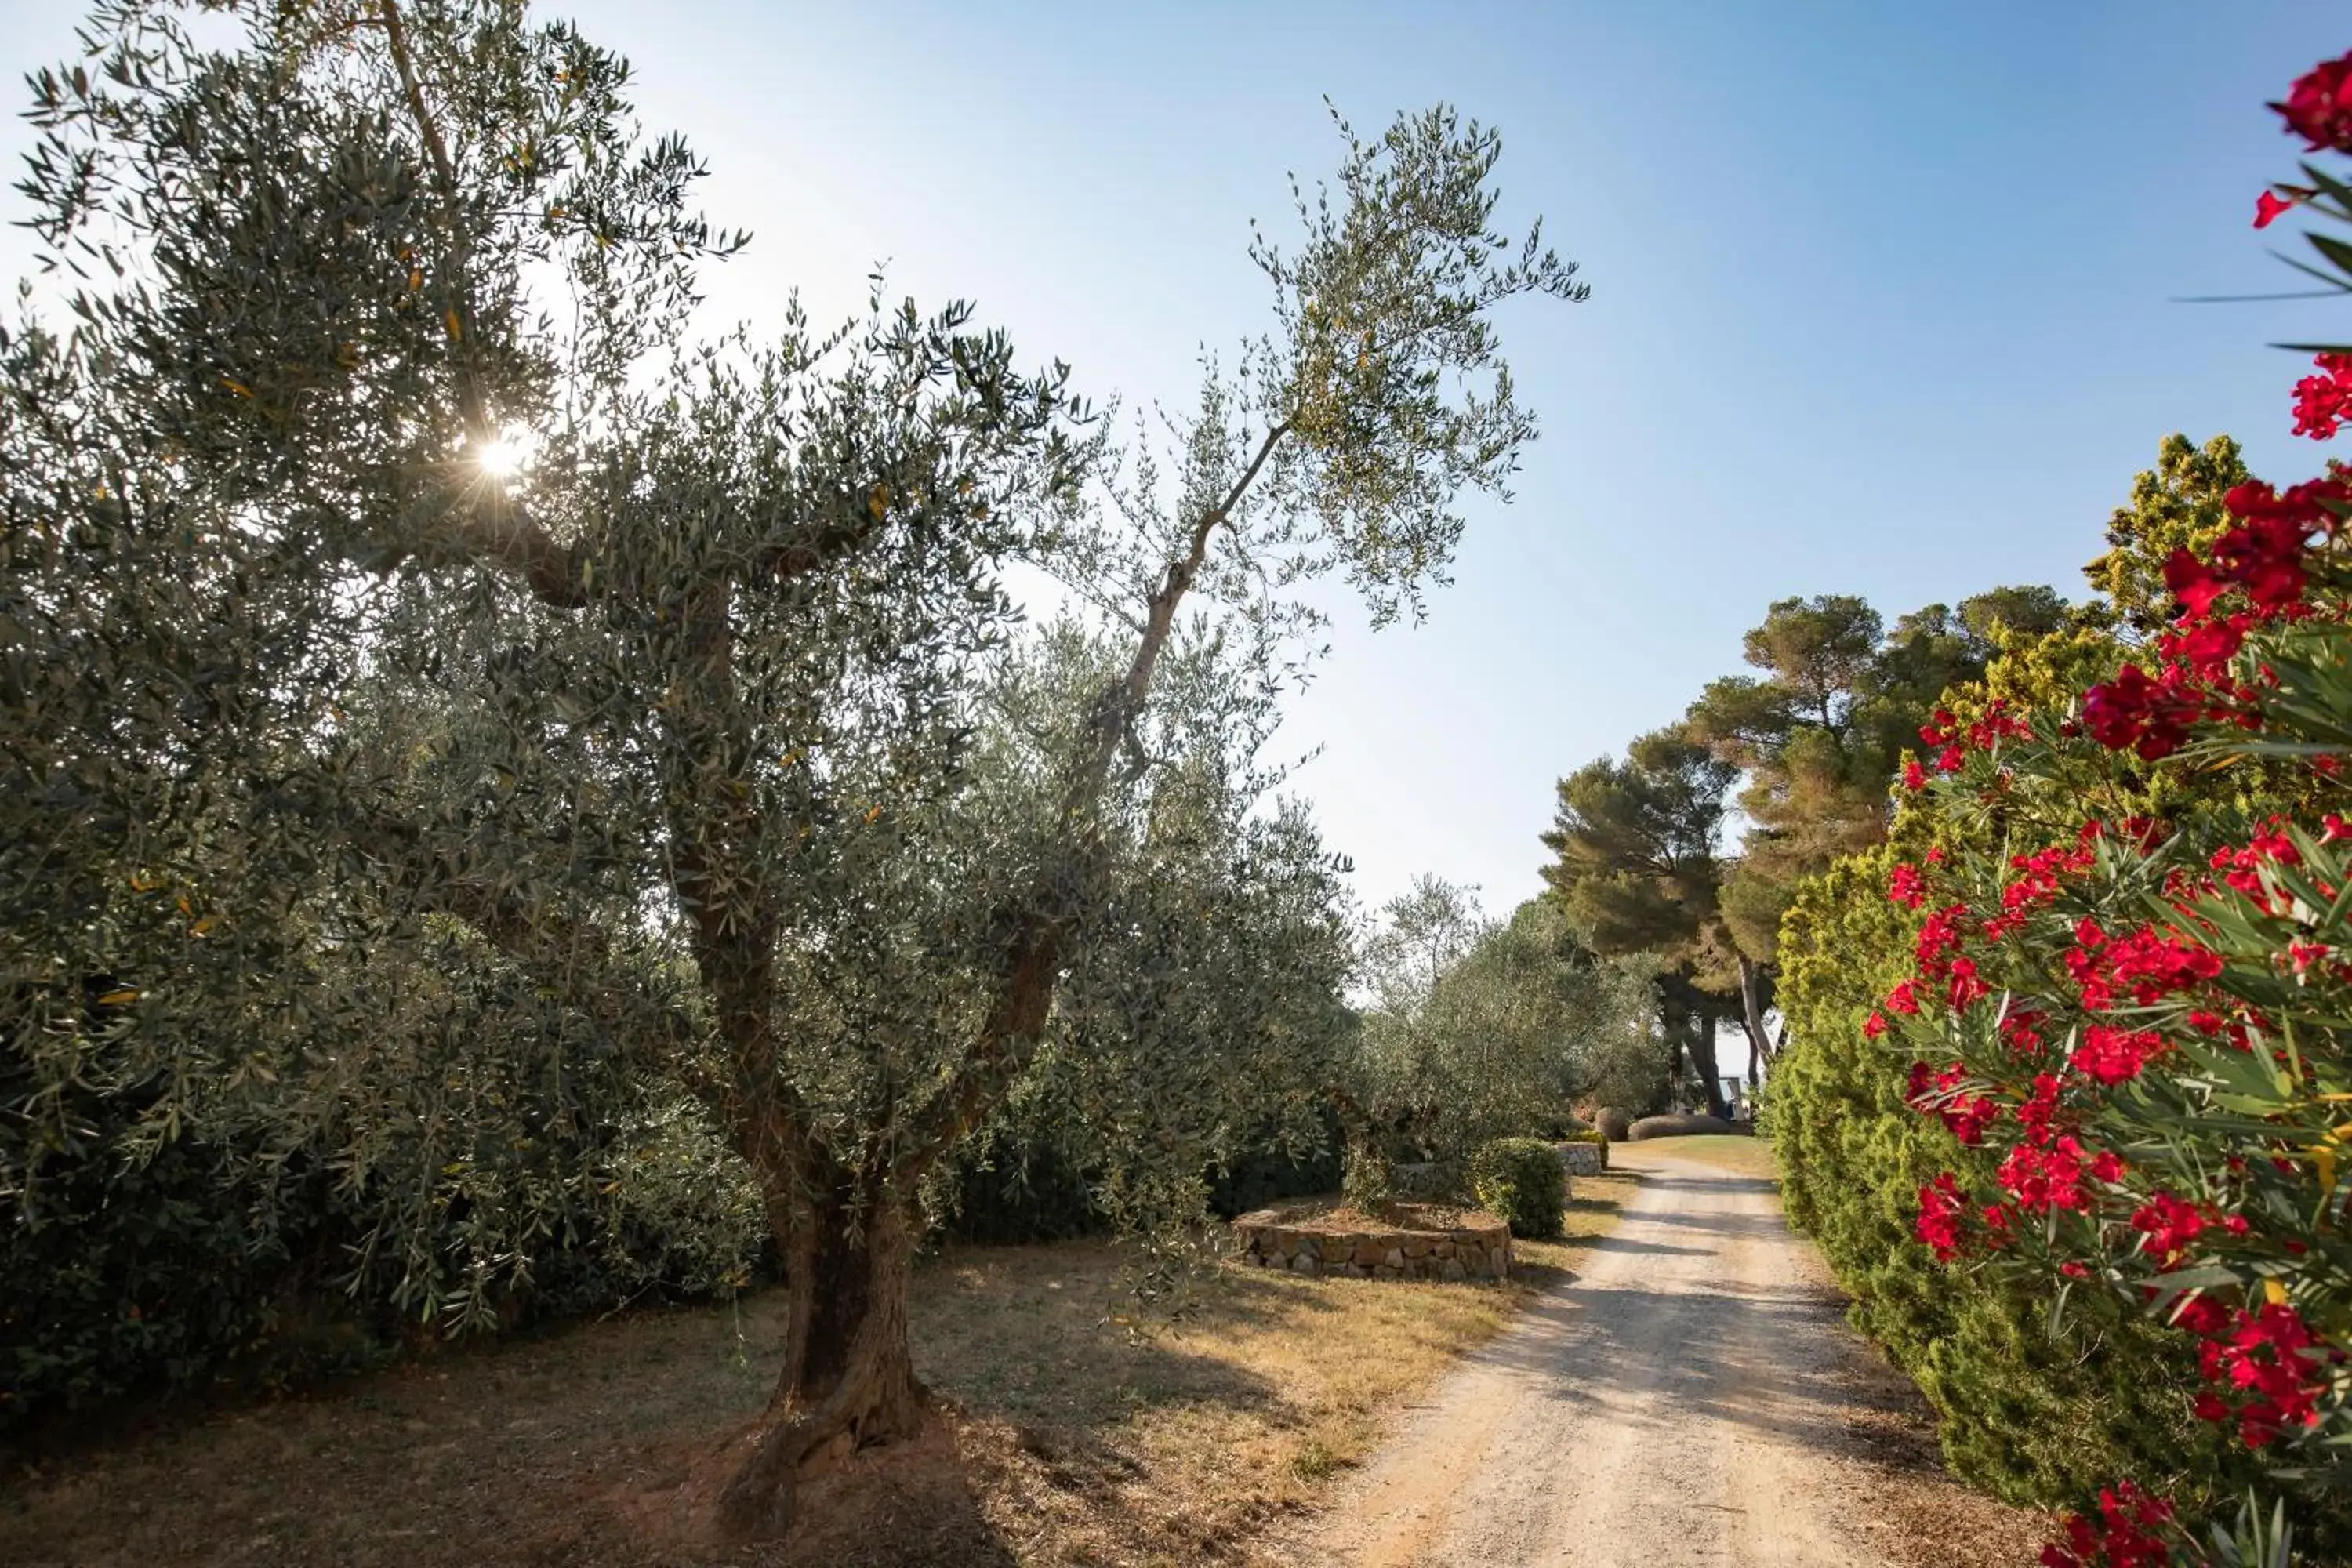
[4,2,2347,919]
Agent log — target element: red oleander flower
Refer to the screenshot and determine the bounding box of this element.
[2214,512,2319,608]
[2276,51,2352,152]
[2256,188,2298,227]
[2001,1004,2049,1057]
[2164,547,2229,619]
[2039,1483,2176,1568]
[1964,700,2032,751]
[2211,818,2304,904]
[1901,759,1929,791]
[1998,1136,2096,1214]
[2016,1073,2066,1145]
[2223,476,2352,527]
[1945,956,1990,1011]
[1917,1173,1967,1261]
[1906,1060,2000,1144]
[2081,662,2205,760]
[1889,862,1927,909]
[2130,1191,2209,1269]
[1861,1011,1887,1040]
[2067,920,2114,1009]
[2203,1302,2335,1449]
[2293,354,2352,441]
[2071,1024,2164,1086]
[2176,1294,2230,1337]
[2083,923,2223,1005]
[2161,614,2246,679]
[1915,903,1970,977]
[2002,837,2097,915]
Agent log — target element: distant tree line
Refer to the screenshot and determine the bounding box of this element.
[1537,586,2068,1113]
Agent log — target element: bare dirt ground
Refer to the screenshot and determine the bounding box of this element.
[1275,1143,2044,1568]
[0,1177,1641,1568]
[4,1151,2038,1567]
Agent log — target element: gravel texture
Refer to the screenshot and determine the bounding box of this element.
[1276,1147,2042,1568]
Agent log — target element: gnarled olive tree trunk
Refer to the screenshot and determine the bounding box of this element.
[649,592,937,1536]
[716,1158,927,1537]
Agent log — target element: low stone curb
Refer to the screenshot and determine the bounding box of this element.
[1231,1202,1512,1281]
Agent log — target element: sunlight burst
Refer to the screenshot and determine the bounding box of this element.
[470,429,534,481]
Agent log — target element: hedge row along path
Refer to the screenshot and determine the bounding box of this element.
[1278,1143,2041,1568]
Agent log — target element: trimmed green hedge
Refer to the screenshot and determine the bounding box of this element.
[1628,1113,1736,1140]
[1470,1137,1566,1240]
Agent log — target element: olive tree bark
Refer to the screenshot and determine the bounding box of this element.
[383,14,943,1512]
[715,1156,928,1536]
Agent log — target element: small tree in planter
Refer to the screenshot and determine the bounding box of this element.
[1348,887,1653,1200]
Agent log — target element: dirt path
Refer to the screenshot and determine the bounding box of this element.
[1277,1147,2038,1568]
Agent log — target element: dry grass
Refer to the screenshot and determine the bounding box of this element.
[1619,1132,1780,1181]
[3,1171,1641,1568]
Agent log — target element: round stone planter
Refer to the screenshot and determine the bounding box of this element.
[1229,1201,1512,1282]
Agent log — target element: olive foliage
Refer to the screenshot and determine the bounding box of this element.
[1352,887,1656,1170]
[1,0,1587,1518]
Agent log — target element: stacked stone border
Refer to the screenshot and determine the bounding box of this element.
[1231,1201,1512,1281]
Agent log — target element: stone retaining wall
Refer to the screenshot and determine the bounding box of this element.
[1231,1202,1512,1281]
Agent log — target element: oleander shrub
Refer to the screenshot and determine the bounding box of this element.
[1775,847,2232,1523]
[1764,76,2352,1544]
[1469,1137,1566,1240]
[1772,416,2352,1561]
[1768,438,2295,1548]
[1854,437,2352,1561]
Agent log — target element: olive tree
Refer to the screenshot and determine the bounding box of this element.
[8,0,1588,1535]
[1353,892,1654,1175]
[967,622,1359,1250]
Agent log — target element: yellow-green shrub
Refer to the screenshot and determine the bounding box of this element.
[1470,1137,1566,1240]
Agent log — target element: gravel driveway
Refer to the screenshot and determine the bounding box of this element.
[1277,1148,2040,1568]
